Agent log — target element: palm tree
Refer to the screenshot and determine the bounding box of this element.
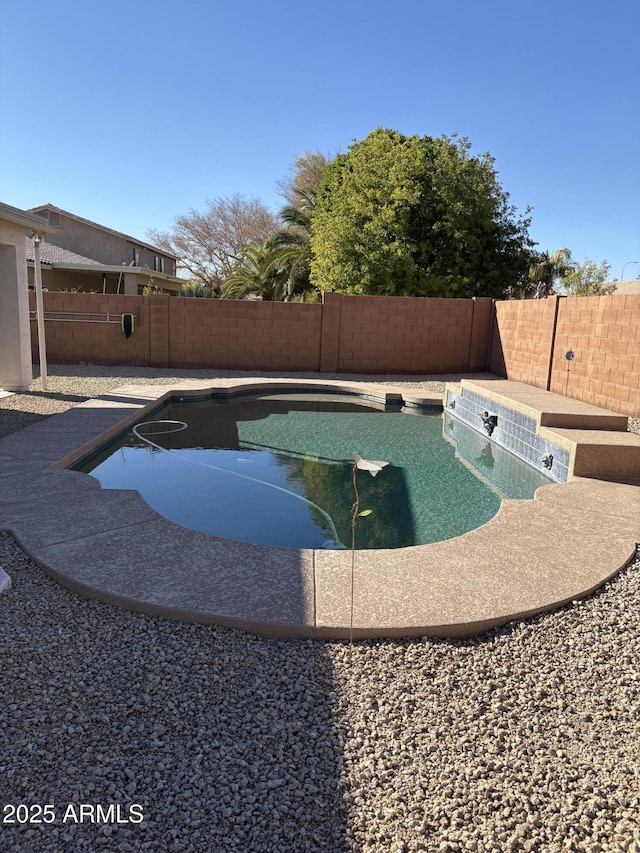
[268,188,319,300]
[222,243,298,301]
[527,248,575,298]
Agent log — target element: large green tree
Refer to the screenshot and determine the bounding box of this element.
[310,128,533,298]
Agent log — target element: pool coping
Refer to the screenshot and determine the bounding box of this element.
[1,377,639,639]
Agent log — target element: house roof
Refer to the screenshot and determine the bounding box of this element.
[26,203,178,260]
[23,236,182,289]
[612,279,640,295]
[24,236,102,266]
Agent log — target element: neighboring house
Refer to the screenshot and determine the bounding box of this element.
[25,204,182,295]
[611,279,640,296]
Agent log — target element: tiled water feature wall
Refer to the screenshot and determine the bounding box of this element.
[444,386,570,484]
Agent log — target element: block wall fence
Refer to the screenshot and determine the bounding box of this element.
[27,291,493,375]
[28,290,640,417]
[490,293,640,417]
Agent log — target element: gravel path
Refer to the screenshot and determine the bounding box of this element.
[1,366,639,852]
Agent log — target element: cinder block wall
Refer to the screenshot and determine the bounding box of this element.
[549,294,640,415]
[168,298,322,371]
[490,294,640,417]
[31,291,490,375]
[329,293,491,374]
[29,292,324,371]
[29,292,150,366]
[490,296,558,389]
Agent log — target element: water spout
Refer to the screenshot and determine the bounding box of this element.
[479,411,498,437]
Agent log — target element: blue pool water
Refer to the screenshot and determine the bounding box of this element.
[76,393,552,550]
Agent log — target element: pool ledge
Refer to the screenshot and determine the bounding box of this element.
[1,378,639,639]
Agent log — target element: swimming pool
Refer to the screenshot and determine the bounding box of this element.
[76,392,552,550]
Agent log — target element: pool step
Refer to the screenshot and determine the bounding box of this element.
[459,379,629,431]
[539,426,640,481]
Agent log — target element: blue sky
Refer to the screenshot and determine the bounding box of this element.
[2,0,639,280]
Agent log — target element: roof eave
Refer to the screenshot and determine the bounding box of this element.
[26,259,182,282]
[0,202,57,235]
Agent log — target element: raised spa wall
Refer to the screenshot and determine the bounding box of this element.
[445,384,570,483]
[444,378,640,484]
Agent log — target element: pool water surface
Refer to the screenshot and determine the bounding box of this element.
[76,393,552,549]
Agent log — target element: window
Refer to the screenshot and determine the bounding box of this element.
[153,256,165,273]
[132,248,140,266]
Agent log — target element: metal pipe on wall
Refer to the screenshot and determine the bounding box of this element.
[32,232,48,390]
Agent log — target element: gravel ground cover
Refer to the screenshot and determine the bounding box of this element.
[1,366,639,852]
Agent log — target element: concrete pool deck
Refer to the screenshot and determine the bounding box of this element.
[1,377,639,639]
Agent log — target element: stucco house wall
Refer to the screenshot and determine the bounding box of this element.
[0,203,55,390]
[22,230,182,296]
[28,205,177,276]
